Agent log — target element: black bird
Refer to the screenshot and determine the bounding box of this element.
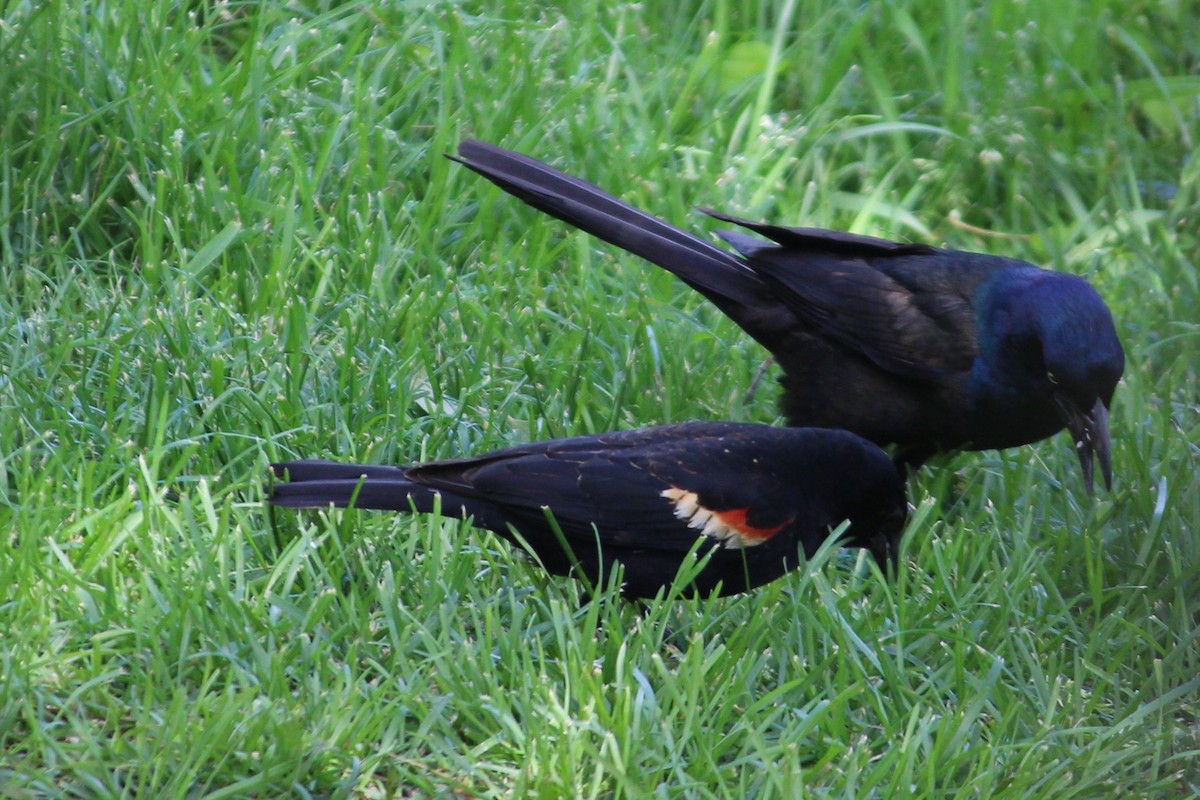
[450,141,1125,491]
[269,422,907,599]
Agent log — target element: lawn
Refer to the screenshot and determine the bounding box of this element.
[1,0,1197,797]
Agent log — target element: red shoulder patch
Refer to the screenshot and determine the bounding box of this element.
[661,487,791,549]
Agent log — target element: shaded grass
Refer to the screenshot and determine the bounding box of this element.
[1,0,1197,796]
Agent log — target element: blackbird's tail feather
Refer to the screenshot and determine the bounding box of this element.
[269,460,518,533]
[451,140,770,327]
[271,460,441,513]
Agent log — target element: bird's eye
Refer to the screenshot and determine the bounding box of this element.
[1047,371,1059,385]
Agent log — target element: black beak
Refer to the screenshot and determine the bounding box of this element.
[864,509,905,579]
[869,534,900,578]
[1060,395,1113,494]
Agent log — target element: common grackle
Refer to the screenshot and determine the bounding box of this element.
[270,422,907,598]
[450,141,1125,491]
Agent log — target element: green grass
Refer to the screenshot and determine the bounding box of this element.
[2,0,1197,796]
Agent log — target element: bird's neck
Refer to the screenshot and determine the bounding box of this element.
[965,356,1062,448]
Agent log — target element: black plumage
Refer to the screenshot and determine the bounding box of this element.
[450,141,1125,491]
[270,422,908,599]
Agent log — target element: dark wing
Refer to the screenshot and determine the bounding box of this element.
[707,211,995,377]
[703,209,938,257]
[406,422,806,554]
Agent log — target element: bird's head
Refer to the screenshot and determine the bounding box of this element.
[841,453,909,575]
[1027,275,1125,493]
[859,502,908,576]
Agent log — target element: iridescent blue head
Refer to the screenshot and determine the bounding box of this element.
[1028,273,1124,492]
[977,267,1124,492]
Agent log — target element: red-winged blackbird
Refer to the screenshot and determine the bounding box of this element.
[450,141,1124,492]
[269,422,907,599]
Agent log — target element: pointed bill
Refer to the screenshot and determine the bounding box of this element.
[865,531,900,577]
[1089,398,1113,492]
[1063,396,1113,494]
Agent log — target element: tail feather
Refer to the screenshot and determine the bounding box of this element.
[269,460,497,526]
[451,140,769,324]
[269,478,424,512]
[269,459,425,512]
